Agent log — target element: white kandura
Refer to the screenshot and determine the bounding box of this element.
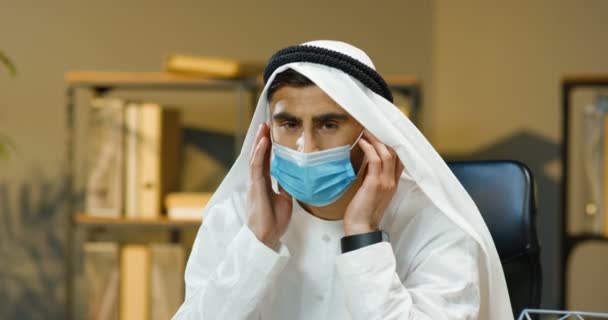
[173,40,513,320]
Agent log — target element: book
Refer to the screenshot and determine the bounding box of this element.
[84,242,119,320]
[120,245,150,320]
[124,102,181,219]
[165,192,212,220]
[138,104,161,218]
[149,244,185,320]
[85,97,125,217]
[164,54,264,79]
[118,244,185,320]
[125,103,140,218]
[138,103,181,218]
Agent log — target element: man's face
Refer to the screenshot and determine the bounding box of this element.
[269,85,364,153]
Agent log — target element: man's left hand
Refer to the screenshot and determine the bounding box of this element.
[344,130,404,236]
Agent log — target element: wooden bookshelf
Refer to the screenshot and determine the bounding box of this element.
[562,74,608,85]
[65,71,259,90]
[64,69,422,320]
[385,74,420,87]
[65,71,419,89]
[74,214,201,228]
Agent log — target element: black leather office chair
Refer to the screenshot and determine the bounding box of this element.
[447,160,542,317]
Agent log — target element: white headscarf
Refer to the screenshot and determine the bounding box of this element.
[203,40,513,318]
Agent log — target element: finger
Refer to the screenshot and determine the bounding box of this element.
[261,123,272,177]
[362,130,381,144]
[250,136,269,181]
[358,138,381,177]
[364,131,395,185]
[250,124,265,160]
[394,156,404,182]
[274,184,292,201]
[357,156,369,178]
[381,148,397,186]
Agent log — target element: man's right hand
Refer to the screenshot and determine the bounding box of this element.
[246,123,293,251]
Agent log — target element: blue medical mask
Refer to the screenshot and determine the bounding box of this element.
[269,132,363,207]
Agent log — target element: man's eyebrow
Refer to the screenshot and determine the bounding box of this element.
[312,112,350,123]
[273,112,301,123]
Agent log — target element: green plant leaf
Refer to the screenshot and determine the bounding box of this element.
[0,50,17,76]
[0,134,17,160]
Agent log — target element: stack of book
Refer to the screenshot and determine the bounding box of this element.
[164,54,264,79]
[81,54,264,320]
[165,192,213,220]
[85,97,181,219]
[85,242,185,320]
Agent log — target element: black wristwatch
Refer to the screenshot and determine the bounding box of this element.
[341,230,388,253]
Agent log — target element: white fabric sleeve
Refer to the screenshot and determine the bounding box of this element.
[335,224,481,320]
[172,195,291,320]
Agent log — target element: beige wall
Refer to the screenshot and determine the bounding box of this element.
[430,0,608,153]
[430,0,608,310]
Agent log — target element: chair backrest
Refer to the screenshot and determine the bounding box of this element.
[447,160,542,317]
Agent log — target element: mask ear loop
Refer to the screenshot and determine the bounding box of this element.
[356,157,368,179]
[350,130,368,178]
[349,130,364,150]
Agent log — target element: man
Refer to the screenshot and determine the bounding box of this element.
[173,40,513,319]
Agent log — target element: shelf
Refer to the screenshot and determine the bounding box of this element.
[74,213,201,229]
[64,71,420,90]
[65,71,259,90]
[64,68,423,320]
[562,74,608,85]
[384,75,420,87]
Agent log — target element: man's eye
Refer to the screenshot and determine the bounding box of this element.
[281,121,299,130]
[321,122,339,130]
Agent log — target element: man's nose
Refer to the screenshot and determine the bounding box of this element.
[299,130,319,153]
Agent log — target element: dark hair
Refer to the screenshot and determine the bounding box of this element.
[266,68,314,102]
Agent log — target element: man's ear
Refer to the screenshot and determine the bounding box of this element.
[350,144,366,173]
[355,154,368,178]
